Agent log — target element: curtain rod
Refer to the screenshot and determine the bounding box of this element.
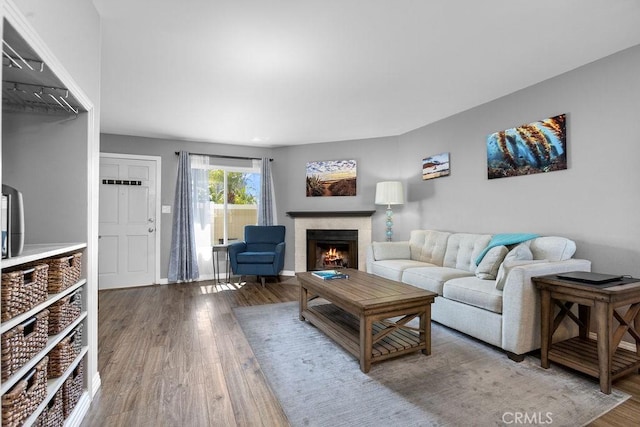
[175,151,273,161]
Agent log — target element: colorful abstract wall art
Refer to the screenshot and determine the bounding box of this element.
[306,159,357,196]
[486,114,566,179]
[422,152,450,180]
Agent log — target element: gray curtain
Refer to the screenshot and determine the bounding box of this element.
[258,157,275,225]
[168,151,199,282]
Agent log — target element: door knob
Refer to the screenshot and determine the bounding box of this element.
[149,228,154,233]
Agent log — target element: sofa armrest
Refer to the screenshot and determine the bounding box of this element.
[501,258,591,355]
[366,241,411,273]
[365,245,375,273]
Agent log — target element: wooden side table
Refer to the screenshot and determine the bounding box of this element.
[533,274,640,394]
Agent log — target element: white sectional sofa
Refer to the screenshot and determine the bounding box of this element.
[365,230,591,361]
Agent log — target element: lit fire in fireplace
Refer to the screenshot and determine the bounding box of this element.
[322,247,347,268]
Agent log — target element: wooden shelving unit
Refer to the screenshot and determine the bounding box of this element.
[1,245,89,424]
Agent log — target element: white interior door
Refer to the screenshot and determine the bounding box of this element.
[99,154,160,289]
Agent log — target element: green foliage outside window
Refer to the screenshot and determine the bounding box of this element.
[208,170,257,204]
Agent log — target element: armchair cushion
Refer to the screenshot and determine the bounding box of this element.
[237,251,276,264]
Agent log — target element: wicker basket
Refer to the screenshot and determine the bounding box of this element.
[33,388,64,427]
[1,263,49,322]
[48,289,82,335]
[47,323,83,378]
[44,253,83,293]
[1,356,49,427]
[62,359,84,418]
[1,309,50,381]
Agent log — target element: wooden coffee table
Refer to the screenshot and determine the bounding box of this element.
[297,268,437,373]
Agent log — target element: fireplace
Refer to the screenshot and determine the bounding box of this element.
[288,210,373,272]
[306,229,358,271]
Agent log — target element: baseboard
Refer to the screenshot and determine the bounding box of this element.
[64,392,91,427]
[158,270,296,285]
[588,332,636,352]
[157,274,215,285]
[91,372,102,397]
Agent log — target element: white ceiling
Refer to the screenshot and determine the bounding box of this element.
[92,0,640,147]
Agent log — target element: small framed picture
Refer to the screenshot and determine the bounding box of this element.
[422,152,450,180]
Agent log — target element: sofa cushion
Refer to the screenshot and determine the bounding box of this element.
[409,230,450,265]
[443,233,492,273]
[372,241,411,260]
[473,233,539,265]
[495,244,533,290]
[529,236,576,261]
[369,259,434,282]
[475,245,508,280]
[443,277,503,314]
[401,266,473,295]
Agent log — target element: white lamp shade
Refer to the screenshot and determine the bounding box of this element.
[375,181,404,205]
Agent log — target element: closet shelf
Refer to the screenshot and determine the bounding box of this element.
[2,23,83,115]
[1,243,86,269]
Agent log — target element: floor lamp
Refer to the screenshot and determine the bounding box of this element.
[375,181,404,241]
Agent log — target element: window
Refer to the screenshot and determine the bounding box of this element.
[208,167,261,244]
[190,155,261,277]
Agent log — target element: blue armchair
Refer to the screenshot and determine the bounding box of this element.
[228,225,286,286]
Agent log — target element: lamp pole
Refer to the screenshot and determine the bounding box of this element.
[385,204,394,241]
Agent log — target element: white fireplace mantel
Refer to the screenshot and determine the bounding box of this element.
[291,212,373,272]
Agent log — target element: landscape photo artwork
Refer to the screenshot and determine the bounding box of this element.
[422,152,450,180]
[486,114,566,179]
[306,159,357,197]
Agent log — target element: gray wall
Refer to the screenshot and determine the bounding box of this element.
[103,44,640,280]
[276,44,640,277]
[3,112,89,243]
[395,44,640,276]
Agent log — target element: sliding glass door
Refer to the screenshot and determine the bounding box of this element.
[190,155,260,278]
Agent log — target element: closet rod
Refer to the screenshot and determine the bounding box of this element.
[175,151,273,161]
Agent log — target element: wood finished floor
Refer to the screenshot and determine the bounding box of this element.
[82,276,640,427]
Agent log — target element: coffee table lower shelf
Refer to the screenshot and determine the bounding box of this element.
[301,303,424,366]
[549,337,640,380]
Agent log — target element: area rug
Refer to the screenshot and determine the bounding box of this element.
[233,302,630,427]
